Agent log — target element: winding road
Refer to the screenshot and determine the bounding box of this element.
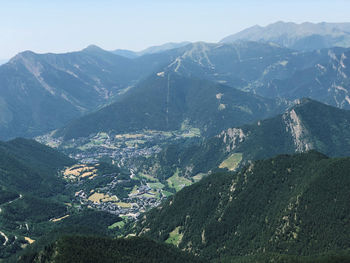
[0,194,23,245]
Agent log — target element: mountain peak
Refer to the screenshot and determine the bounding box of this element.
[9,50,37,62]
[82,44,106,53]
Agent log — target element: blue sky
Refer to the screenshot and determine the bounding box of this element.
[0,0,350,59]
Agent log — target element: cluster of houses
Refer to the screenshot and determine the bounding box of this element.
[73,183,163,220]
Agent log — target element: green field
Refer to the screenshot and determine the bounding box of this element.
[108,221,125,229]
[193,173,207,182]
[165,226,183,246]
[137,173,158,182]
[167,170,192,192]
[161,190,173,197]
[219,153,242,171]
[147,182,165,190]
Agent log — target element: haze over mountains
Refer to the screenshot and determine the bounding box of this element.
[1,21,350,141]
[221,21,350,51]
[1,21,350,262]
[112,42,191,58]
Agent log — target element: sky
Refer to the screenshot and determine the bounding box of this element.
[1,0,350,59]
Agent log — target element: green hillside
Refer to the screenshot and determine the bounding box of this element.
[54,73,285,140]
[133,151,350,261]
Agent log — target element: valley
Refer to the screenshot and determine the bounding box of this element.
[36,126,203,221]
[1,17,350,263]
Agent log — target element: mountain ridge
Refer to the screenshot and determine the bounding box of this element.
[221,21,350,51]
[112,41,191,58]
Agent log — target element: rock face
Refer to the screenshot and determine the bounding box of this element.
[283,108,312,152]
[219,128,246,152]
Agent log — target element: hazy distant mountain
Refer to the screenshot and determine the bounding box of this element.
[111,49,139,59]
[158,41,350,109]
[221,21,350,51]
[259,47,350,109]
[112,42,191,58]
[0,45,174,140]
[156,41,321,91]
[53,73,286,140]
[134,151,350,261]
[163,41,294,86]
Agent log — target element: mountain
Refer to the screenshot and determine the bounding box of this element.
[112,42,191,58]
[133,151,350,262]
[162,41,295,88]
[218,98,350,160]
[0,45,173,140]
[147,41,350,110]
[221,21,350,51]
[143,99,350,179]
[0,47,131,139]
[52,73,286,141]
[258,48,350,109]
[20,236,205,263]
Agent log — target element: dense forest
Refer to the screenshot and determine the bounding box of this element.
[132,151,350,262]
[19,236,206,263]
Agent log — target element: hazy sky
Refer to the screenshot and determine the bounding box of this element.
[1,0,350,59]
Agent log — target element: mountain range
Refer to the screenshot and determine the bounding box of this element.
[2,30,350,140]
[221,21,350,51]
[1,21,350,262]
